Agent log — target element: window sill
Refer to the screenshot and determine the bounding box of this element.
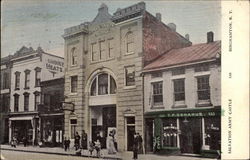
[69,92,78,96]
[123,85,136,90]
[196,101,212,107]
[24,87,30,90]
[15,88,20,91]
[124,52,134,55]
[151,104,164,109]
[34,85,40,88]
[172,104,187,109]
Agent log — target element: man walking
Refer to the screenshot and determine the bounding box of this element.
[133,133,139,160]
[74,132,80,150]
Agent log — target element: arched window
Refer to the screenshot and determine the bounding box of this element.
[126,32,134,53]
[71,47,77,65]
[90,73,117,96]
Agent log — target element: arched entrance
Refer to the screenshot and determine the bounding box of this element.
[86,69,117,148]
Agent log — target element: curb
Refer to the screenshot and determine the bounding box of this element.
[1,148,122,160]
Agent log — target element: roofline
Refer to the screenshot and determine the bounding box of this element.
[143,58,219,73]
[42,52,64,59]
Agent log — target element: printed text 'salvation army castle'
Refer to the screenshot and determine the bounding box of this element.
[0,2,221,158]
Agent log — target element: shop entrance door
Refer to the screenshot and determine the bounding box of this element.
[180,118,202,154]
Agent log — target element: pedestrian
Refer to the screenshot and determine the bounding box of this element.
[88,141,94,156]
[133,133,139,160]
[95,139,101,157]
[64,137,70,151]
[23,136,27,147]
[137,133,143,154]
[81,130,88,150]
[11,136,17,148]
[74,132,80,150]
[107,131,116,154]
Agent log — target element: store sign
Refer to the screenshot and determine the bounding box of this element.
[159,111,217,118]
[46,59,64,73]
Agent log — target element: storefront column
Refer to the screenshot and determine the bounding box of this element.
[32,119,36,145]
[201,117,206,149]
[8,120,12,143]
[177,118,180,148]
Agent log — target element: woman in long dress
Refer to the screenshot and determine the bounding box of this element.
[107,133,116,154]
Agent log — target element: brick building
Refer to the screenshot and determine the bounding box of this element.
[0,55,12,144]
[62,2,191,151]
[143,32,221,157]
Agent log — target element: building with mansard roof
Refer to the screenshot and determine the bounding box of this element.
[62,2,191,151]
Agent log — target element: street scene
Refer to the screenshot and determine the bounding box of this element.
[1,1,221,160]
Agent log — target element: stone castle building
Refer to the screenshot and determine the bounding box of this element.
[62,2,191,151]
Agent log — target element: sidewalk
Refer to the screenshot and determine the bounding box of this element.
[0,144,216,160]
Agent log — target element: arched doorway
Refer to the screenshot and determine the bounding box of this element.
[87,70,117,148]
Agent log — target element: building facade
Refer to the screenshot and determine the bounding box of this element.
[8,46,64,145]
[62,2,191,151]
[38,78,64,147]
[143,33,221,157]
[0,55,12,144]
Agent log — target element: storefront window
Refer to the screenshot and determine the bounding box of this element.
[162,118,177,147]
[204,117,221,150]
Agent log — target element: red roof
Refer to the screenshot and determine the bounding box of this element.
[144,41,221,71]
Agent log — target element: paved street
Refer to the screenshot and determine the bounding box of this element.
[1,150,216,160]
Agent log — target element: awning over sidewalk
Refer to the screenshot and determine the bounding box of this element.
[9,116,33,121]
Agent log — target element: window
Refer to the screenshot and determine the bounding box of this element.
[24,70,30,89]
[108,39,114,58]
[15,72,20,90]
[204,117,221,150]
[2,72,9,89]
[173,79,185,102]
[44,94,51,106]
[34,92,40,111]
[99,41,105,60]
[71,76,77,93]
[172,68,185,76]
[152,82,163,105]
[126,32,134,53]
[98,74,108,95]
[195,64,209,72]
[197,76,210,101]
[1,94,10,113]
[71,47,77,65]
[14,94,19,112]
[35,67,41,87]
[125,66,135,86]
[91,43,98,61]
[162,118,177,147]
[24,93,29,111]
[70,119,77,139]
[90,73,117,96]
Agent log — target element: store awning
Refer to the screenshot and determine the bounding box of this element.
[144,107,221,118]
[9,116,33,121]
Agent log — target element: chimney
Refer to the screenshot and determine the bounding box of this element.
[185,34,190,40]
[99,3,108,13]
[167,23,176,32]
[156,13,161,21]
[207,31,214,43]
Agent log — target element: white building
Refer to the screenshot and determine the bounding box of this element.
[9,46,64,145]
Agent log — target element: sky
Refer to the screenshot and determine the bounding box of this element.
[1,0,221,58]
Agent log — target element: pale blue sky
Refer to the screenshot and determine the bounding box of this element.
[1,0,221,58]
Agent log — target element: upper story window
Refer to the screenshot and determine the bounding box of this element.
[71,47,77,66]
[126,32,134,53]
[24,70,31,89]
[91,43,98,61]
[14,94,19,112]
[197,76,210,102]
[90,73,117,96]
[35,67,41,87]
[125,65,135,86]
[152,81,163,105]
[173,79,185,102]
[108,39,114,58]
[195,64,209,72]
[0,94,10,113]
[34,91,40,111]
[172,68,185,76]
[15,71,21,90]
[2,72,9,89]
[23,92,30,111]
[71,76,78,93]
[99,41,105,60]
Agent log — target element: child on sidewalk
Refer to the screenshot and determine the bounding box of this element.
[88,141,94,156]
[95,139,101,158]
